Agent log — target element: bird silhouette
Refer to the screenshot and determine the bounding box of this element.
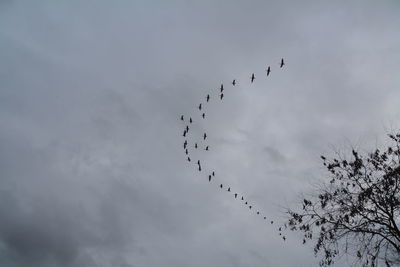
[232,79,236,86]
[198,165,201,171]
[203,133,207,140]
[279,227,282,231]
[251,73,255,83]
[241,196,244,200]
[187,157,191,162]
[186,125,189,132]
[271,221,274,224]
[180,115,184,121]
[257,211,260,215]
[183,140,187,149]
[206,94,210,102]
[282,236,286,241]
[264,217,266,220]
[245,202,248,205]
[185,149,188,155]
[280,58,285,68]
[249,206,252,209]
[183,130,187,137]
[197,160,200,165]
[189,117,193,123]
[202,113,205,119]
[220,93,224,100]
[208,175,212,182]
[212,171,215,176]
[234,193,237,198]
[220,84,224,92]
[266,66,271,76]
[220,184,223,188]
[195,143,198,149]
[205,146,209,151]
[199,103,202,110]
[227,187,231,192]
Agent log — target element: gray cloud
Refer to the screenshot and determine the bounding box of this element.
[1,0,400,266]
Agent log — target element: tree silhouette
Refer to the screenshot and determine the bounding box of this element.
[287,133,400,266]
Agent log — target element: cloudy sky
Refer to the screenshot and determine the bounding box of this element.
[1,1,400,266]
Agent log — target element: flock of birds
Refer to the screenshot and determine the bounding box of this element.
[179,58,287,241]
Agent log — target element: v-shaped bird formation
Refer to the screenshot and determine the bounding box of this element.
[179,58,287,241]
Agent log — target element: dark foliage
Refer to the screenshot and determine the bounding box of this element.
[287,133,400,266]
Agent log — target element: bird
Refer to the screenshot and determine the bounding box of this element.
[186,125,189,132]
[183,140,187,149]
[185,149,188,155]
[241,196,244,200]
[220,84,224,92]
[197,160,200,165]
[206,94,210,102]
[199,103,202,110]
[205,146,209,151]
[203,133,207,140]
[280,58,285,68]
[249,206,252,209]
[264,217,266,220]
[251,73,255,83]
[195,143,198,149]
[198,165,201,171]
[187,157,191,162]
[234,193,237,198]
[227,187,231,192]
[245,202,248,205]
[220,184,223,188]
[212,171,215,176]
[189,117,193,123]
[257,211,260,215]
[232,79,236,86]
[180,115,184,121]
[279,227,282,231]
[282,236,286,241]
[202,113,205,119]
[266,66,271,76]
[208,175,212,182]
[220,93,224,100]
[183,130,187,137]
[271,221,274,224]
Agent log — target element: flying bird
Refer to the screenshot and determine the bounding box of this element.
[205,146,209,151]
[264,217,266,220]
[185,149,188,155]
[198,165,201,171]
[251,73,255,83]
[271,221,274,224]
[245,202,248,205]
[187,157,191,162]
[197,160,200,165]
[227,187,231,192]
[209,175,212,182]
[195,143,198,149]
[234,193,237,198]
[232,79,236,86]
[186,125,189,132]
[212,171,215,176]
[220,93,224,100]
[249,206,252,209]
[202,113,205,119]
[180,115,184,121]
[206,94,210,102]
[220,184,223,188]
[183,130,187,137]
[183,140,187,149]
[280,58,285,68]
[266,66,271,76]
[257,211,260,215]
[189,117,193,123]
[241,196,244,200]
[220,84,224,92]
[198,103,202,110]
[203,133,207,140]
[282,236,286,241]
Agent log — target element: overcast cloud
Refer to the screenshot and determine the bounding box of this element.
[1,1,400,266]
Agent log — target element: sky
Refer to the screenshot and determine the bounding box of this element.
[1,1,400,266]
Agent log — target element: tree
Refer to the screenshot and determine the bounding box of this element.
[287,133,400,266]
